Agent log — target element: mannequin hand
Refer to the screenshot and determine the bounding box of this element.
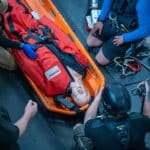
[22,43,37,59]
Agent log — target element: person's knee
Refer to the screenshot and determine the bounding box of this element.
[87,35,94,47]
[95,49,110,66]
[0,47,17,70]
[6,57,17,70]
[95,56,109,66]
[87,34,103,47]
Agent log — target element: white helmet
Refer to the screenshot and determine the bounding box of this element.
[0,0,8,15]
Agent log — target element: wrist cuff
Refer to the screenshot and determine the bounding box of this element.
[20,43,24,48]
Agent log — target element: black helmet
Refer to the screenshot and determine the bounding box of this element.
[102,82,131,116]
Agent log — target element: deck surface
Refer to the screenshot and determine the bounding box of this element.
[0,0,149,149]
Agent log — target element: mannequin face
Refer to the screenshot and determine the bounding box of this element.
[70,80,90,107]
[0,0,8,15]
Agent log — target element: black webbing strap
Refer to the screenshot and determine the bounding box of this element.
[45,41,86,76]
[6,0,30,39]
[7,12,53,44]
[6,0,54,44]
[21,26,53,44]
[16,0,29,14]
[7,14,23,42]
[54,95,82,114]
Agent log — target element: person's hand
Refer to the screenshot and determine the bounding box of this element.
[137,80,150,98]
[91,21,103,35]
[145,80,150,96]
[113,35,124,46]
[24,100,38,120]
[137,81,145,89]
[21,43,37,59]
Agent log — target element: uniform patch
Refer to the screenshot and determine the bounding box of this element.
[45,66,61,80]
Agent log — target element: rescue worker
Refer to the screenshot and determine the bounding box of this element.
[0,0,37,70]
[87,0,150,65]
[0,100,38,150]
[73,81,150,150]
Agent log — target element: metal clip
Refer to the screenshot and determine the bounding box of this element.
[39,35,48,41]
[113,56,142,78]
[108,12,119,29]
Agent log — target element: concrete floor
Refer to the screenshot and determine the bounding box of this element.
[0,68,77,150]
[0,0,149,149]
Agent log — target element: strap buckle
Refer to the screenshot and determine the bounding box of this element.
[108,12,119,29]
[54,95,82,114]
[113,56,142,78]
[39,35,48,41]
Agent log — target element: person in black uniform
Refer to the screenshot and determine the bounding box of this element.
[73,81,150,150]
[0,0,37,70]
[0,100,38,150]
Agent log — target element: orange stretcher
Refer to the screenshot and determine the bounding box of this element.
[22,0,105,115]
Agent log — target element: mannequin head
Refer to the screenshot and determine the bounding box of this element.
[70,80,90,107]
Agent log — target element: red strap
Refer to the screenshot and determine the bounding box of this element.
[126,61,141,72]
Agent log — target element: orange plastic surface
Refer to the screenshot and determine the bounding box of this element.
[23,0,105,115]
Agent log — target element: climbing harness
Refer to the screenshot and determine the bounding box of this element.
[131,77,150,97]
[113,56,142,78]
[131,77,150,113]
[108,12,119,29]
